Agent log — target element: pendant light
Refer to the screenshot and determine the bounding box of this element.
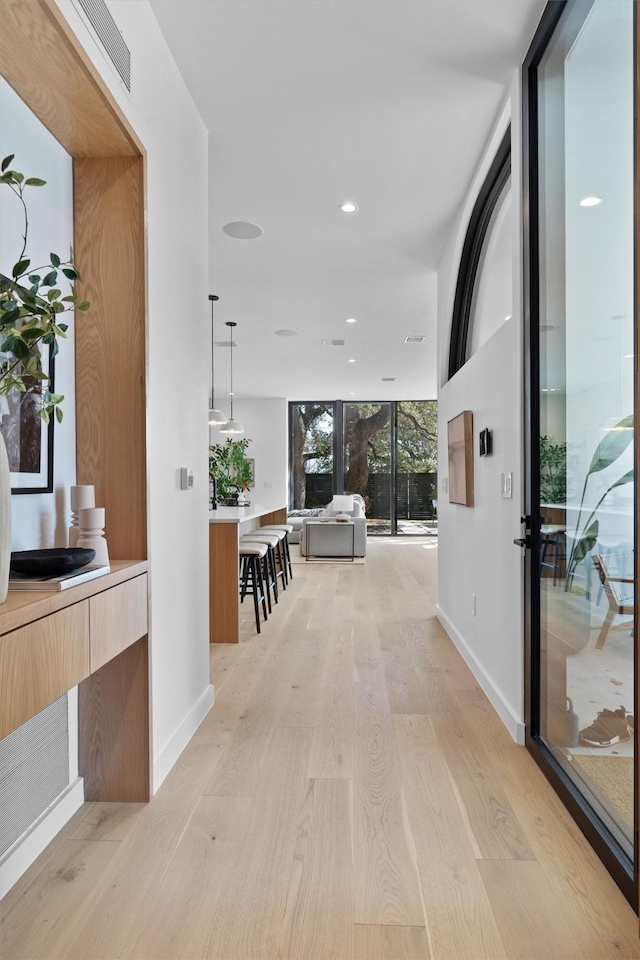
[219,321,244,435]
[208,294,227,426]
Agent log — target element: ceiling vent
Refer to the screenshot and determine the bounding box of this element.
[322,339,345,346]
[404,336,425,344]
[382,377,396,382]
[75,0,131,91]
[215,340,238,348]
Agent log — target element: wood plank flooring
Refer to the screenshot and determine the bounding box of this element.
[1,539,639,959]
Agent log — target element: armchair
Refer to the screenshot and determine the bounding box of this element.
[592,550,634,649]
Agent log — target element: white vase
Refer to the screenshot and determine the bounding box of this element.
[69,484,95,547]
[0,433,11,603]
[77,506,110,567]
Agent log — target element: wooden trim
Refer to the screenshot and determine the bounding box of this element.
[259,507,288,526]
[0,0,143,158]
[79,634,150,801]
[89,574,148,672]
[74,157,147,561]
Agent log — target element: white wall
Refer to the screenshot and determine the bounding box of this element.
[437,85,525,742]
[57,0,213,788]
[210,398,288,510]
[0,80,76,551]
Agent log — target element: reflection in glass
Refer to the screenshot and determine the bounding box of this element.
[468,179,513,359]
[537,0,634,855]
[396,401,438,535]
[344,403,392,535]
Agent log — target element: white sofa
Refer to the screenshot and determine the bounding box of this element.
[298,494,367,557]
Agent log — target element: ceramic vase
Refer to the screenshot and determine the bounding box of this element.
[0,433,11,603]
[77,506,110,566]
[69,484,95,547]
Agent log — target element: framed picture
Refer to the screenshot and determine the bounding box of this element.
[448,410,473,506]
[246,458,255,489]
[0,348,54,494]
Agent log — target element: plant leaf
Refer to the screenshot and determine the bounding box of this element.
[62,267,78,281]
[24,177,46,186]
[1,154,14,172]
[42,270,57,287]
[587,416,634,475]
[50,253,60,267]
[12,258,30,278]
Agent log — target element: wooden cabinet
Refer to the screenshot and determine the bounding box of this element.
[0,562,150,801]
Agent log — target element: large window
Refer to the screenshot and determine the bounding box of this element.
[289,400,437,536]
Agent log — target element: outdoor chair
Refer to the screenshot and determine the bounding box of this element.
[592,550,634,649]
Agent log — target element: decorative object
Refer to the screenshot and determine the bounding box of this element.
[448,410,474,506]
[335,513,350,523]
[9,546,95,577]
[69,484,95,546]
[479,427,492,457]
[219,321,244,434]
[207,294,226,426]
[209,437,253,502]
[77,506,110,566]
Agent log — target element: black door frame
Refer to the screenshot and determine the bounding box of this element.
[522,0,637,906]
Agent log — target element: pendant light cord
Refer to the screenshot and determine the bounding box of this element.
[209,294,219,407]
[226,320,237,420]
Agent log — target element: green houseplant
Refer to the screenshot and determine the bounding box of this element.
[540,435,567,505]
[209,438,253,503]
[0,154,89,601]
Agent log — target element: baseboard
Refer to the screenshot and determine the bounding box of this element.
[436,606,526,745]
[152,683,215,793]
[0,776,85,900]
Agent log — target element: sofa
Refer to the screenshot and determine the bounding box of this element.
[295,494,367,557]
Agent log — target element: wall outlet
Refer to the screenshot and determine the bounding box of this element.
[179,467,194,491]
[472,594,477,617]
[501,472,513,499]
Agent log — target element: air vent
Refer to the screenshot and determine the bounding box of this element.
[404,336,425,344]
[214,341,238,348]
[75,0,131,91]
[382,377,396,382]
[322,339,345,346]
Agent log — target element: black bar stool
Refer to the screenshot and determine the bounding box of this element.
[239,541,268,633]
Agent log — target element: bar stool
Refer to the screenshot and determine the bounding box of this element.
[259,524,294,583]
[250,528,288,590]
[240,532,281,609]
[239,541,268,634]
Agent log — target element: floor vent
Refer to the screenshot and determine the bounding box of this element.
[76,0,131,92]
[404,336,425,344]
[0,696,70,858]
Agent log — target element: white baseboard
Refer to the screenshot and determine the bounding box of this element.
[436,606,526,745]
[0,777,85,900]
[152,684,215,793]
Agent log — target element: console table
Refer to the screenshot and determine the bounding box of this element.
[209,504,287,643]
[0,561,149,802]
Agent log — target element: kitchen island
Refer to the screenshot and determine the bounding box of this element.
[209,503,287,643]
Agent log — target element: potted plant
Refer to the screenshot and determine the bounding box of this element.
[0,154,89,600]
[209,438,253,506]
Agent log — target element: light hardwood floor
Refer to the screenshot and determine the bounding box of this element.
[1,540,639,959]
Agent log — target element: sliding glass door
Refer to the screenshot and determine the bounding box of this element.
[524,0,636,900]
[289,400,437,536]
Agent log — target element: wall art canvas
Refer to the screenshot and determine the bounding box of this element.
[0,347,54,494]
[448,410,474,506]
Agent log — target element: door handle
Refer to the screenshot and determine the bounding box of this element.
[514,536,531,548]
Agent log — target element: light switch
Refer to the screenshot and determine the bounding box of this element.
[180,467,194,490]
[501,472,513,499]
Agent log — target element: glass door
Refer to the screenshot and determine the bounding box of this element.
[524,0,636,899]
[344,402,392,535]
[395,401,438,535]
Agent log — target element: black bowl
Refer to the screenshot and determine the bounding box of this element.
[10,547,96,577]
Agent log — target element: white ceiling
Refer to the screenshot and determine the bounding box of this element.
[150,0,545,402]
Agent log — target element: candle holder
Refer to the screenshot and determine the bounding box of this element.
[69,485,95,547]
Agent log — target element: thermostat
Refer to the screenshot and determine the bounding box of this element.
[180,467,194,490]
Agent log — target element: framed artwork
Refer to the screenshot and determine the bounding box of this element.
[0,347,54,494]
[448,410,473,506]
[246,458,255,489]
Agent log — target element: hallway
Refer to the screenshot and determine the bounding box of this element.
[1,541,639,959]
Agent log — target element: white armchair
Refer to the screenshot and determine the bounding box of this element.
[299,494,367,556]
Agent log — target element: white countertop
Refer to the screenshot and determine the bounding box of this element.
[208,503,286,524]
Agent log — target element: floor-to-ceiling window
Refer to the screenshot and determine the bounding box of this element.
[289,400,437,536]
[524,0,635,901]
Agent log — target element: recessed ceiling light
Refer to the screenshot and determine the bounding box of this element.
[579,197,602,207]
[346,317,357,324]
[275,329,297,337]
[348,358,356,363]
[382,377,395,382]
[339,202,358,214]
[222,221,263,239]
[350,392,355,395]
[404,336,425,344]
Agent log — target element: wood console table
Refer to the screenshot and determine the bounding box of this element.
[209,504,287,643]
[0,561,150,802]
